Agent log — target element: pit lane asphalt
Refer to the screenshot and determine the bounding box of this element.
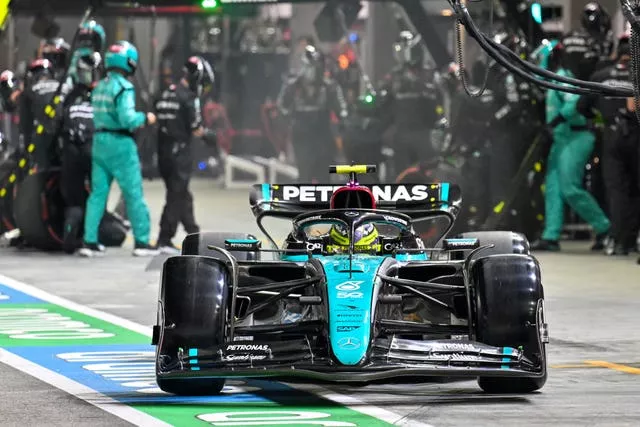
[0,178,639,426]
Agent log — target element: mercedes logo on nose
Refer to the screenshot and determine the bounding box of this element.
[345,211,359,217]
[337,337,361,349]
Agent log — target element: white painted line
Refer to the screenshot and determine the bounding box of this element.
[314,391,434,427]
[0,348,171,427]
[0,274,150,336]
[0,273,434,427]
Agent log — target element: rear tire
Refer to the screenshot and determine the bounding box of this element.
[155,255,230,396]
[472,254,547,393]
[454,231,529,261]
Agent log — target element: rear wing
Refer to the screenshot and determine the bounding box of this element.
[249,183,462,218]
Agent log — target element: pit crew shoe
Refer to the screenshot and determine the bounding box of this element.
[158,240,180,255]
[604,239,628,256]
[591,232,609,251]
[133,241,160,257]
[530,239,560,251]
[78,242,106,257]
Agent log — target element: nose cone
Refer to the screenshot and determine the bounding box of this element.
[321,256,384,365]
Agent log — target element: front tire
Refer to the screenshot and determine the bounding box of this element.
[155,255,230,396]
[472,254,547,394]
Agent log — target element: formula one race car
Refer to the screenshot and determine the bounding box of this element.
[153,165,548,395]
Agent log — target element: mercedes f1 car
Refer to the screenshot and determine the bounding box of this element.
[153,165,548,395]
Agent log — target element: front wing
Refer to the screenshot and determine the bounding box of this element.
[157,337,545,383]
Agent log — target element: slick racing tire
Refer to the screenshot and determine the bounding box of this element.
[182,231,260,261]
[471,254,547,394]
[156,255,228,396]
[13,170,128,251]
[13,170,65,250]
[453,231,529,261]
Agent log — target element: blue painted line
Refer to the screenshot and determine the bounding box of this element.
[8,344,269,404]
[0,283,46,304]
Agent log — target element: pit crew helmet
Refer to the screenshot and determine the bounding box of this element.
[76,52,102,87]
[105,41,138,76]
[329,223,379,252]
[581,2,610,37]
[40,37,70,72]
[183,56,215,97]
[0,70,20,112]
[393,31,424,66]
[300,44,325,84]
[78,20,106,53]
[617,26,631,59]
[26,58,55,83]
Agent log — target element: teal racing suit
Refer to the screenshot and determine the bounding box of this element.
[541,68,610,241]
[84,71,151,245]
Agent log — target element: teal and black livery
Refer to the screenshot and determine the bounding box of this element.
[154,165,547,396]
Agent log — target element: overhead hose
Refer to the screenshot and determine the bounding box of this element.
[625,0,640,123]
[454,0,493,98]
[447,0,635,97]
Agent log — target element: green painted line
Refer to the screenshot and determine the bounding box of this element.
[0,304,146,347]
[134,402,393,427]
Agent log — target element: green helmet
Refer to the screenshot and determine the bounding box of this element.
[105,41,138,75]
[79,19,106,53]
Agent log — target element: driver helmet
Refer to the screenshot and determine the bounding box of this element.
[329,223,379,251]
